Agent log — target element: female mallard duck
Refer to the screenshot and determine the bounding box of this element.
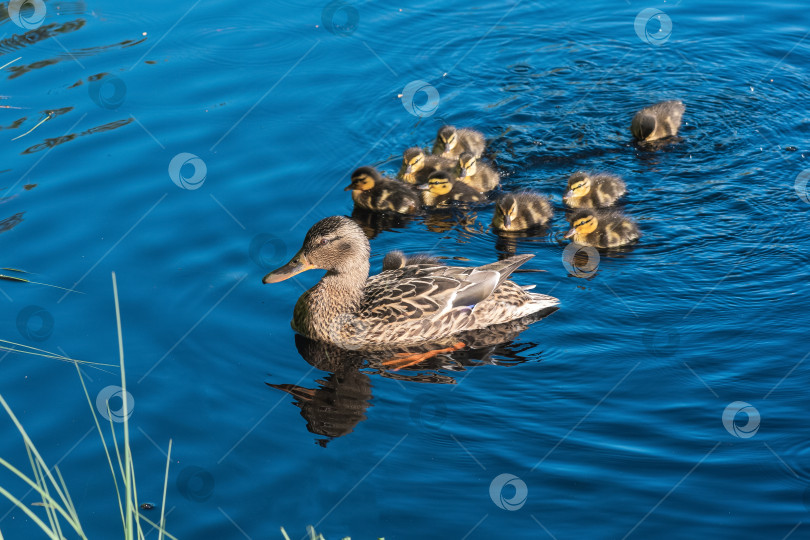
[419,171,483,207]
[492,191,553,231]
[564,209,640,248]
[345,166,420,214]
[456,152,500,193]
[382,250,442,270]
[432,126,485,159]
[631,100,685,142]
[262,216,558,349]
[397,147,455,185]
[563,172,626,209]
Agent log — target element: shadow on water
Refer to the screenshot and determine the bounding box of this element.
[267,307,557,446]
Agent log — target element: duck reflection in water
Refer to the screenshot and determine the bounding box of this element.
[267,308,556,446]
[350,207,414,239]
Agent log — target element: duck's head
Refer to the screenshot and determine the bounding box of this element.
[564,211,598,239]
[419,171,453,196]
[493,193,519,229]
[564,173,592,200]
[635,114,656,141]
[456,152,478,178]
[435,125,458,153]
[262,216,370,283]
[344,167,380,192]
[401,147,427,181]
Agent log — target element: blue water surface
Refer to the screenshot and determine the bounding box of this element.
[1,0,809,538]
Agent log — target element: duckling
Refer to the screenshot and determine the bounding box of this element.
[419,171,483,207]
[563,172,626,209]
[631,100,685,142]
[564,209,640,248]
[382,250,442,270]
[492,191,553,231]
[397,147,455,185]
[432,126,485,159]
[456,152,500,193]
[344,167,420,214]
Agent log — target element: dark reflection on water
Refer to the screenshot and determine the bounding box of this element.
[268,308,556,445]
[21,118,133,154]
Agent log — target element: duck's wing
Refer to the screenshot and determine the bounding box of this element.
[363,255,533,321]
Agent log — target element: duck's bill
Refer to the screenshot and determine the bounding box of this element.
[503,214,512,228]
[417,183,430,191]
[563,228,576,239]
[457,168,468,178]
[262,251,315,283]
[563,190,574,200]
[343,184,355,191]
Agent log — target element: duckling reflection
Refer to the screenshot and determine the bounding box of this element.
[350,207,414,240]
[267,312,556,444]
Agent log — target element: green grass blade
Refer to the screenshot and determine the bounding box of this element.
[158,439,172,540]
[0,485,60,540]
[111,272,134,540]
[73,361,126,528]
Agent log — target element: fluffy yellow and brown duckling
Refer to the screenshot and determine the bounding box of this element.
[262,215,558,348]
[419,171,483,207]
[382,250,442,270]
[432,125,485,159]
[564,209,640,248]
[345,166,420,214]
[492,191,553,231]
[630,100,685,142]
[456,152,500,193]
[397,147,455,185]
[563,171,626,209]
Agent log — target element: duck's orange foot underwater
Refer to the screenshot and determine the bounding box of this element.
[381,342,466,371]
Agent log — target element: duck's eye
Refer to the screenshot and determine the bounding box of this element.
[318,238,330,246]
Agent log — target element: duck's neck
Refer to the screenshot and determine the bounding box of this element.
[294,260,370,341]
